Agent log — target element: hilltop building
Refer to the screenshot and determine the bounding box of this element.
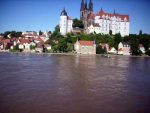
[59,8,73,35]
[80,0,130,37]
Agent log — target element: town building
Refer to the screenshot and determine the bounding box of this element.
[139,44,145,54]
[118,42,130,55]
[74,39,96,54]
[80,0,130,37]
[59,8,73,35]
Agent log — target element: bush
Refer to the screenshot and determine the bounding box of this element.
[96,45,106,54]
[146,49,150,56]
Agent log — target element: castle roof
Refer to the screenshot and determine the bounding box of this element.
[60,8,67,16]
[94,8,129,22]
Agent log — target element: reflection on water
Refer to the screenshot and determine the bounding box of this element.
[0,53,150,113]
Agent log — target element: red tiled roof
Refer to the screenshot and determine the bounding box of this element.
[79,41,94,46]
[95,9,129,22]
[98,9,105,16]
[34,38,44,43]
[19,39,30,44]
[3,39,11,43]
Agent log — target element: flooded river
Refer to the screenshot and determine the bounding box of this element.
[0,53,150,113]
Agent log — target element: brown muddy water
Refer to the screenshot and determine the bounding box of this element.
[0,53,150,113]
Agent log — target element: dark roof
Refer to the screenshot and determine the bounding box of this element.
[60,8,67,16]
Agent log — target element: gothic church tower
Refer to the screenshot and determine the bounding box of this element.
[80,0,93,32]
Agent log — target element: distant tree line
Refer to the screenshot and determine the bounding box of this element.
[1,31,22,38]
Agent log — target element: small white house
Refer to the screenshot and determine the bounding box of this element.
[17,39,31,51]
[118,42,130,55]
[139,44,145,54]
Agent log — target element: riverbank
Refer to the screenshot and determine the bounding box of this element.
[0,51,150,58]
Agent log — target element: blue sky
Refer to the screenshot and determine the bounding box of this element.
[0,0,150,34]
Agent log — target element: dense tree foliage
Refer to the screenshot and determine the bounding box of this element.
[73,18,84,28]
[39,30,43,35]
[96,45,106,54]
[2,31,22,38]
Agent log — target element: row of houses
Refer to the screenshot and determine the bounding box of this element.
[0,36,51,53]
[74,40,145,55]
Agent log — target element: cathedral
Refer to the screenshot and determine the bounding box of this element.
[80,0,130,37]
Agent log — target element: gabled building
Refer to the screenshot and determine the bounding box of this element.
[17,39,31,51]
[74,39,96,54]
[118,42,130,55]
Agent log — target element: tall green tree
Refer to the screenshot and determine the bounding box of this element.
[39,30,43,35]
[109,30,112,35]
[114,33,122,49]
[139,30,142,35]
[130,37,141,55]
[73,18,84,28]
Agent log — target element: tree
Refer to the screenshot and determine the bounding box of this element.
[59,38,67,52]
[73,18,84,28]
[146,49,150,56]
[130,37,141,56]
[96,45,106,54]
[114,33,122,49]
[139,30,142,35]
[39,30,43,35]
[3,31,11,38]
[140,35,150,51]
[54,25,60,33]
[109,30,112,35]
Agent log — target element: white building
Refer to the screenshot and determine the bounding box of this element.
[118,42,130,55]
[59,8,73,35]
[139,44,145,54]
[87,9,130,37]
[17,39,31,51]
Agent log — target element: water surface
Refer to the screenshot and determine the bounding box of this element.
[0,53,150,113]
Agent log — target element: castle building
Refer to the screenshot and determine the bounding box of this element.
[59,8,73,35]
[80,0,130,37]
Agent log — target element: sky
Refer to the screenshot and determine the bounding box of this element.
[0,0,150,34]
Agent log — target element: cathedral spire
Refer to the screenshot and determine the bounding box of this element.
[60,7,67,16]
[114,9,116,14]
[85,0,87,10]
[89,0,93,11]
[80,0,84,11]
